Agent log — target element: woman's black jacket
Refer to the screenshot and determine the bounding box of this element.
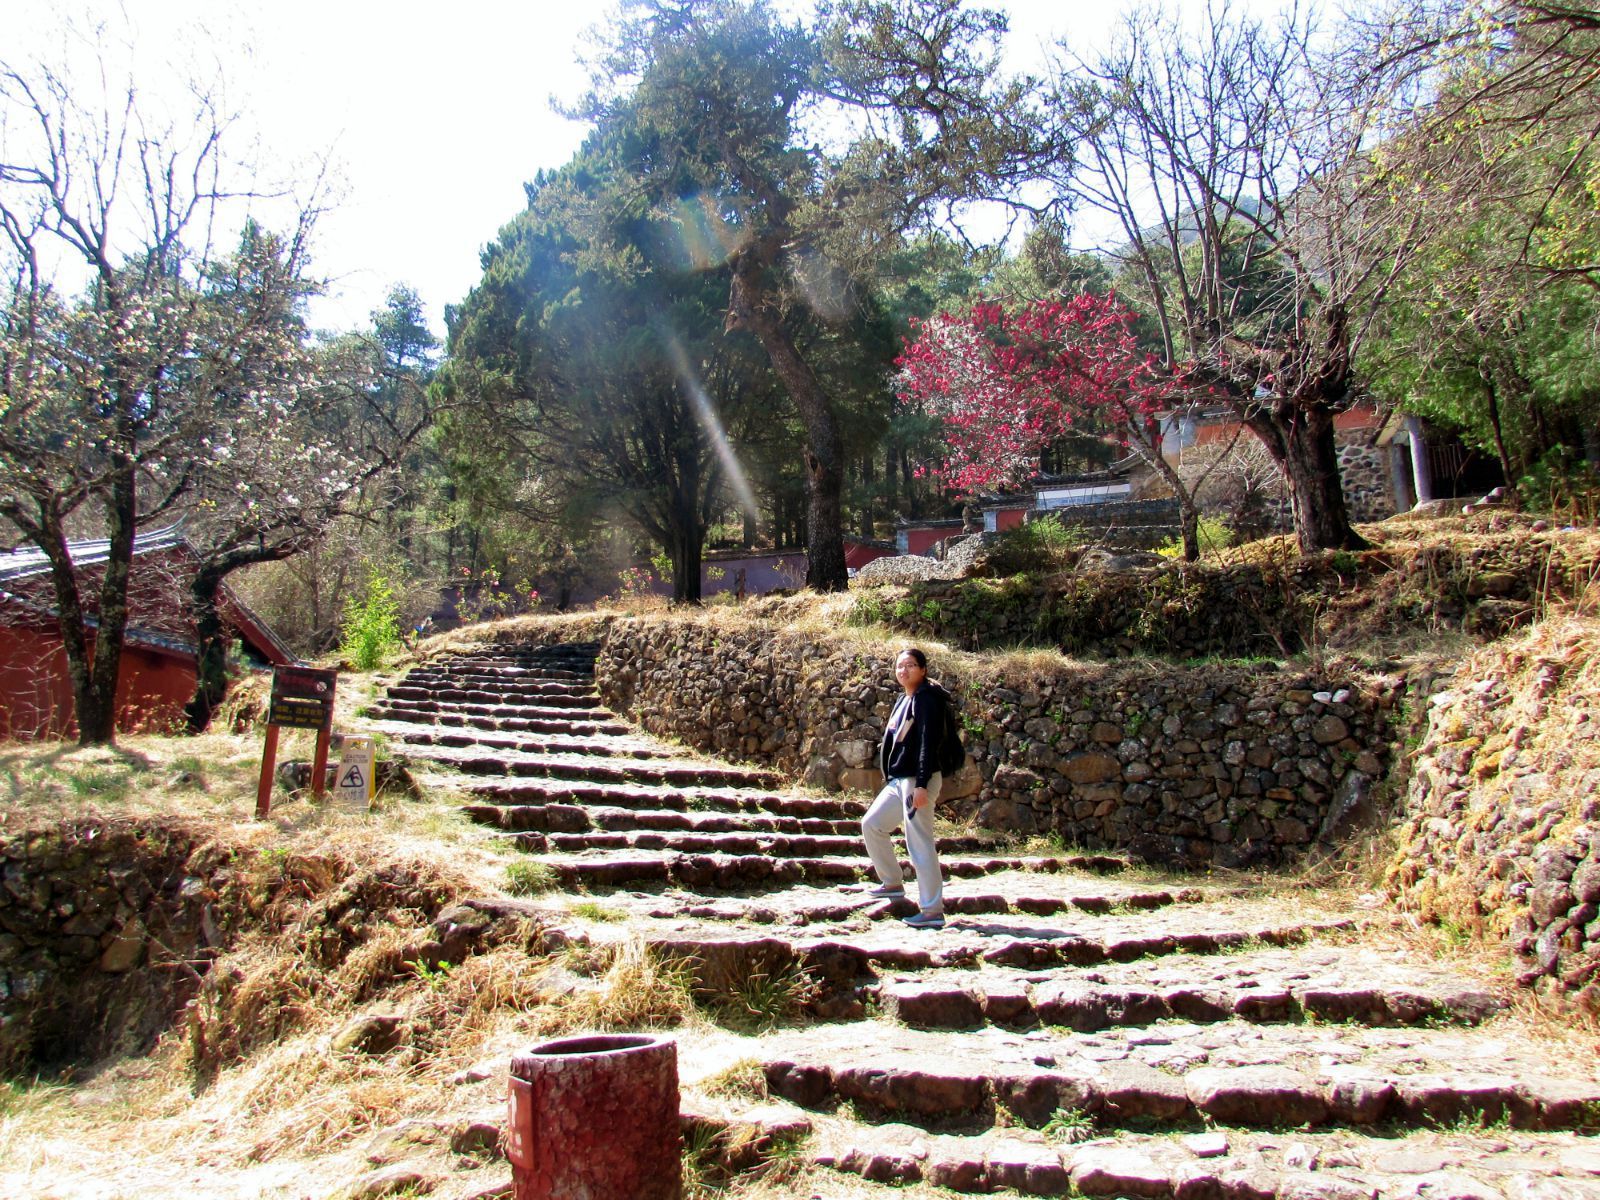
[879,680,947,789]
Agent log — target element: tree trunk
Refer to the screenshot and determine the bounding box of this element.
[1179,503,1200,562]
[670,525,704,604]
[1136,436,1202,562]
[726,260,848,592]
[185,566,230,733]
[1247,405,1369,553]
[900,449,916,518]
[1477,371,1517,486]
[31,508,109,744]
[79,469,138,744]
[860,455,876,539]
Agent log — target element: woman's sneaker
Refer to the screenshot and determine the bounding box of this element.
[864,883,905,898]
[902,911,945,929]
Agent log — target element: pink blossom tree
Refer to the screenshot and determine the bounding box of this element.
[896,292,1217,560]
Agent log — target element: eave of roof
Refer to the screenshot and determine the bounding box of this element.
[0,589,197,660]
[0,523,191,584]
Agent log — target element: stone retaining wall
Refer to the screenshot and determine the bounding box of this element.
[0,820,237,1072]
[598,618,1400,867]
[1387,619,1600,1012]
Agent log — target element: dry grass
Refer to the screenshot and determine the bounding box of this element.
[549,937,701,1034]
[698,1057,769,1101]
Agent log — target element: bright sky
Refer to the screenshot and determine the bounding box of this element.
[7,1,1280,340]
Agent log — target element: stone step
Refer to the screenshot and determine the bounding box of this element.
[367,705,631,738]
[753,1021,1600,1137]
[385,681,597,705]
[405,658,595,676]
[639,917,1365,1009]
[524,851,1152,896]
[869,956,1505,1032]
[400,743,785,789]
[383,685,603,710]
[788,1117,1600,1198]
[375,724,665,760]
[461,777,862,820]
[371,697,622,725]
[445,641,599,659]
[462,802,860,836]
[405,666,592,682]
[399,671,594,690]
[501,828,1004,858]
[442,655,598,673]
[581,877,1203,931]
[438,656,596,672]
[409,657,593,672]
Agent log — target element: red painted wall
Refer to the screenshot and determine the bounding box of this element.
[0,623,195,741]
[1192,403,1378,447]
[843,541,894,571]
[904,527,958,556]
[992,507,1027,531]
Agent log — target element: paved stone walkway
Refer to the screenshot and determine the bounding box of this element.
[374,642,1600,1200]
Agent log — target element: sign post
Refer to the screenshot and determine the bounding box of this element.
[333,735,376,810]
[257,665,338,819]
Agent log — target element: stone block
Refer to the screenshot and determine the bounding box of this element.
[98,920,146,973]
[838,767,881,794]
[1062,753,1121,785]
[835,739,872,769]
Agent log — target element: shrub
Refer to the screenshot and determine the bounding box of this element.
[339,568,402,670]
[1156,516,1233,559]
[985,518,1085,576]
[1520,447,1600,525]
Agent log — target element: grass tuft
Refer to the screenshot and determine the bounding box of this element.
[504,860,560,896]
[1040,1104,1097,1145]
[698,1058,769,1101]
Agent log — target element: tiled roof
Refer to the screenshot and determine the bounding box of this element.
[0,523,296,665]
[0,524,189,584]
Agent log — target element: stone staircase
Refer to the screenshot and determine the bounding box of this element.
[371,642,1600,1200]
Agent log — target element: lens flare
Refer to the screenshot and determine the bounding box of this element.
[660,330,760,522]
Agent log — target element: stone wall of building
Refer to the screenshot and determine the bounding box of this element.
[598,617,1400,868]
[1336,438,1396,524]
[1387,618,1600,1013]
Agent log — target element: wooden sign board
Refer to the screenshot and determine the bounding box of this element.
[268,666,337,731]
[257,665,339,819]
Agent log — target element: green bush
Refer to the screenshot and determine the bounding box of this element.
[1519,447,1600,525]
[340,568,403,670]
[1156,516,1233,559]
[985,518,1085,576]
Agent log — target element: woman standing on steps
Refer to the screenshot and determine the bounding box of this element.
[862,646,950,930]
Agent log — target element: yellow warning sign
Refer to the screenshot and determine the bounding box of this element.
[334,736,376,810]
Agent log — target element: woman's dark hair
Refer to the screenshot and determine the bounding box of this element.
[896,647,928,669]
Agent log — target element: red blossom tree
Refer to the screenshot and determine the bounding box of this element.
[896,292,1216,559]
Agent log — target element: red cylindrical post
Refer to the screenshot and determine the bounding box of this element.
[506,1033,681,1200]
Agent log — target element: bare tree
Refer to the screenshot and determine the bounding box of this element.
[0,31,336,743]
[1049,3,1437,552]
